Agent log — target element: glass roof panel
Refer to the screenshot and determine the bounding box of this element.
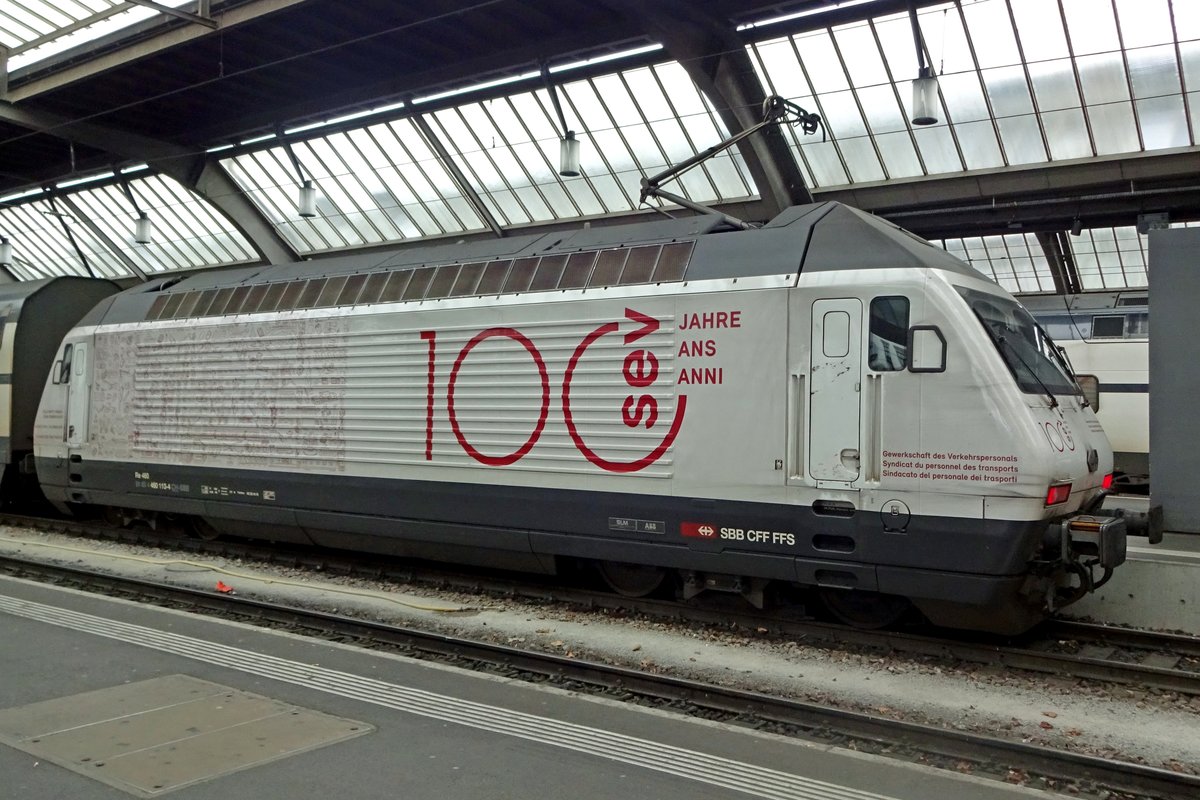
[911,125,962,173]
[872,13,919,80]
[936,231,1055,293]
[933,4,975,75]
[833,24,889,87]
[751,0,1199,189]
[797,29,851,94]
[1042,109,1092,160]
[856,84,907,133]
[1114,0,1175,49]
[1028,59,1082,113]
[1061,0,1121,55]
[1137,95,1190,149]
[818,90,869,138]
[960,0,1020,69]
[1076,52,1132,105]
[1177,2,1200,41]
[1010,0,1070,62]
[840,138,886,182]
[4,1,194,73]
[218,58,751,253]
[1128,44,1183,99]
[981,65,1036,117]
[946,220,1200,296]
[1087,102,1140,154]
[873,130,924,178]
[1181,40,1200,88]
[953,119,1004,169]
[223,117,490,255]
[0,173,255,279]
[937,71,991,123]
[0,198,125,280]
[800,140,850,186]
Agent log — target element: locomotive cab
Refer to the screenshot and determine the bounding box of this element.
[853,274,1130,632]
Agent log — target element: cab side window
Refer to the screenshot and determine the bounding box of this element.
[869,296,909,371]
[55,343,73,385]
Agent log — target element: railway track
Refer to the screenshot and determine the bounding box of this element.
[0,550,1196,800]
[3,511,1199,699]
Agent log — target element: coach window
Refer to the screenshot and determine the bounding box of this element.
[1091,315,1125,338]
[868,296,910,370]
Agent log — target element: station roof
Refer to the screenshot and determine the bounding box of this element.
[1,0,1198,295]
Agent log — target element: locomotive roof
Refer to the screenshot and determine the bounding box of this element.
[90,201,984,326]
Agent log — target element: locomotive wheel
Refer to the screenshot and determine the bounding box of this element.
[596,561,668,597]
[188,517,222,541]
[818,588,911,629]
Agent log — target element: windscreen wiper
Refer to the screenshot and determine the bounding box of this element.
[997,335,1058,409]
[1054,343,1090,408]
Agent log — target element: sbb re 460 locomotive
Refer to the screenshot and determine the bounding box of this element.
[25,201,1135,634]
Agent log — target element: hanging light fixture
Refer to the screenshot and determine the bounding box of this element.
[119,175,153,245]
[911,66,939,126]
[0,237,11,266]
[134,211,153,244]
[541,62,582,177]
[298,179,317,218]
[1071,217,1083,237]
[559,131,581,177]
[285,142,319,218]
[908,2,939,126]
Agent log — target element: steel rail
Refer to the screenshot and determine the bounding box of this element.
[0,552,1196,800]
[3,512,1199,697]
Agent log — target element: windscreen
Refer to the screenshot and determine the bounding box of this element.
[957,287,1080,397]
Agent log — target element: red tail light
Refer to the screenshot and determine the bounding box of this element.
[1045,483,1072,506]
[1101,474,1114,491]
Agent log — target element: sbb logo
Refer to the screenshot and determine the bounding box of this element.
[681,521,717,539]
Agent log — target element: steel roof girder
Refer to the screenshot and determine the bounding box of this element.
[185,158,300,264]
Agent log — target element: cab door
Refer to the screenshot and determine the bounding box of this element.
[65,342,89,449]
[809,299,862,485]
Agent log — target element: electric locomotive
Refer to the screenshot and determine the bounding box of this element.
[29,201,1131,633]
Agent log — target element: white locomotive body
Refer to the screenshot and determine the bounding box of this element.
[32,202,1127,633]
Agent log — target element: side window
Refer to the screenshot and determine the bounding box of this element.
[869,296,910,371]
[55,343,74,385]
[1091,314,1125,338]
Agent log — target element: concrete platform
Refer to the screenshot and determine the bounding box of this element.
[1066,529,1200,633]
[0,574,1057,800]
[1059,493,1200,631]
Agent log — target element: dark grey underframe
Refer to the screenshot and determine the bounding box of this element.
[38,456,1048,613]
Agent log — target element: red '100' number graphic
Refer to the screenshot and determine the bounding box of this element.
[422,309,686,472]
[446,328,549,466]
